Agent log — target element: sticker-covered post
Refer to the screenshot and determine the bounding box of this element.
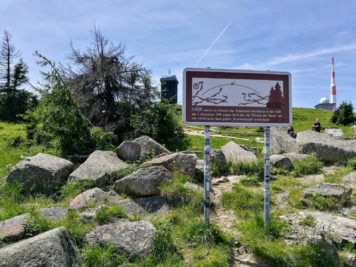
[264,126,271,226]
[203,125,210,226]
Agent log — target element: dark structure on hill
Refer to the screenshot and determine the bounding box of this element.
[160,75,178,104]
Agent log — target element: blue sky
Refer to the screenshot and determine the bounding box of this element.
[1,0,356,108]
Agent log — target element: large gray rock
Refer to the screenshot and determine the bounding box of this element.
[270,154,292,170]
[40,207,69,221]
[118,196,170,216]
[284,153,309,162]
[70,187,108,209]
[221,141,257,163]
[68,150,128,186]
[270,127,298,154]
[342,171,356,189]
[142,152,197,176]
[114,166,172,196]
[282,211,356,245]
[116,141,141,162]
[325,128,344,139]
[0,213,30,243]
[133,135,170,157]
[6,153,73,194]
[296,130,356,162]
[86,219,156,258]
[303,183,352,209]
[0,227,82,266]
[210,149,227,166]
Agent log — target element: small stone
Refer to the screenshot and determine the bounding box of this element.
[70,188,108,209]
[0,213,30,243]
[116,141,141,162]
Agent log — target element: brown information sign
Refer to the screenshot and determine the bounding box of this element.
[183,68,291,126]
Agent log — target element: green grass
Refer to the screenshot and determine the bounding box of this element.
[291,154,323,176]
[0,122,58,180]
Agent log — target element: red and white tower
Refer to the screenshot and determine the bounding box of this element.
[330,57,337,111]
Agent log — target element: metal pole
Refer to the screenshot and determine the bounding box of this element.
[204,125,210,226]
[264,126,271,226]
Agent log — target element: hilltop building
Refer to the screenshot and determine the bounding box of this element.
[315,97,334,111]
[160,75,178,104]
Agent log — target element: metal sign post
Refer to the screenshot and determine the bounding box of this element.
[204,125,210,226]
[264,126,271,226]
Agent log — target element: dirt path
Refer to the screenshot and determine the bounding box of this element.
[211,176,262,266]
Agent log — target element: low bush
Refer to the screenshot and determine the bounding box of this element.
[230,160,264,178]
[292,154,322,176]
[347,158,356,170]
[90,127,117,151]
[159,173,203,209]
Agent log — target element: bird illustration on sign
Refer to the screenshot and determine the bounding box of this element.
[192,79,283,108]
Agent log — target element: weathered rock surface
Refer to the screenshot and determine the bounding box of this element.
[80,204,107,221]
[142,152,197,176]
[118,196,170,216]
[86,219,156,258]
[40,207,69,221]
[270,127,298,154]
[133,135,170,157]
[283,152,309,162]
[70,187,108,209]
[0,213,30,243]
[116,141,141,162]
[342,171,356,189]
[303,183,352,208]
[68,150,128,186]
[296,130,356,162]
[270,154,292,170]
[282,211,356,245]
[0,227,82,266]
[325,128,344,139]
[114,166,172,196]
[195,159,204,173]
[221,141,257,163]
[6,153,73,194]
[210,149,227,166]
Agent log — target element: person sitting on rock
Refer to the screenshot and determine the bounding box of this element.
[287,126,297,138]
[312,118,321,132]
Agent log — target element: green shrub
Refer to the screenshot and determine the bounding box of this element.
[241,176,260,187]
[82,244,127,267]
[129,103,190,151]
[331,101,355,125]
[26,81,92,156]
[292,154,322,176]
[95,205,127,224]
[24,212,52,237]
[90,127,117,151]
[230,160,263,178]
[347,158,356,170]
[210,161,229,177]
[159,173,203,209]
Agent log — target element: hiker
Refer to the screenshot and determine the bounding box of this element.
[312,118,321,132]
[351,125,356,139]
[287,126,297,138]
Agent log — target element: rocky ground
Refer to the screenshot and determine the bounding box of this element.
[0,129,355,266]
